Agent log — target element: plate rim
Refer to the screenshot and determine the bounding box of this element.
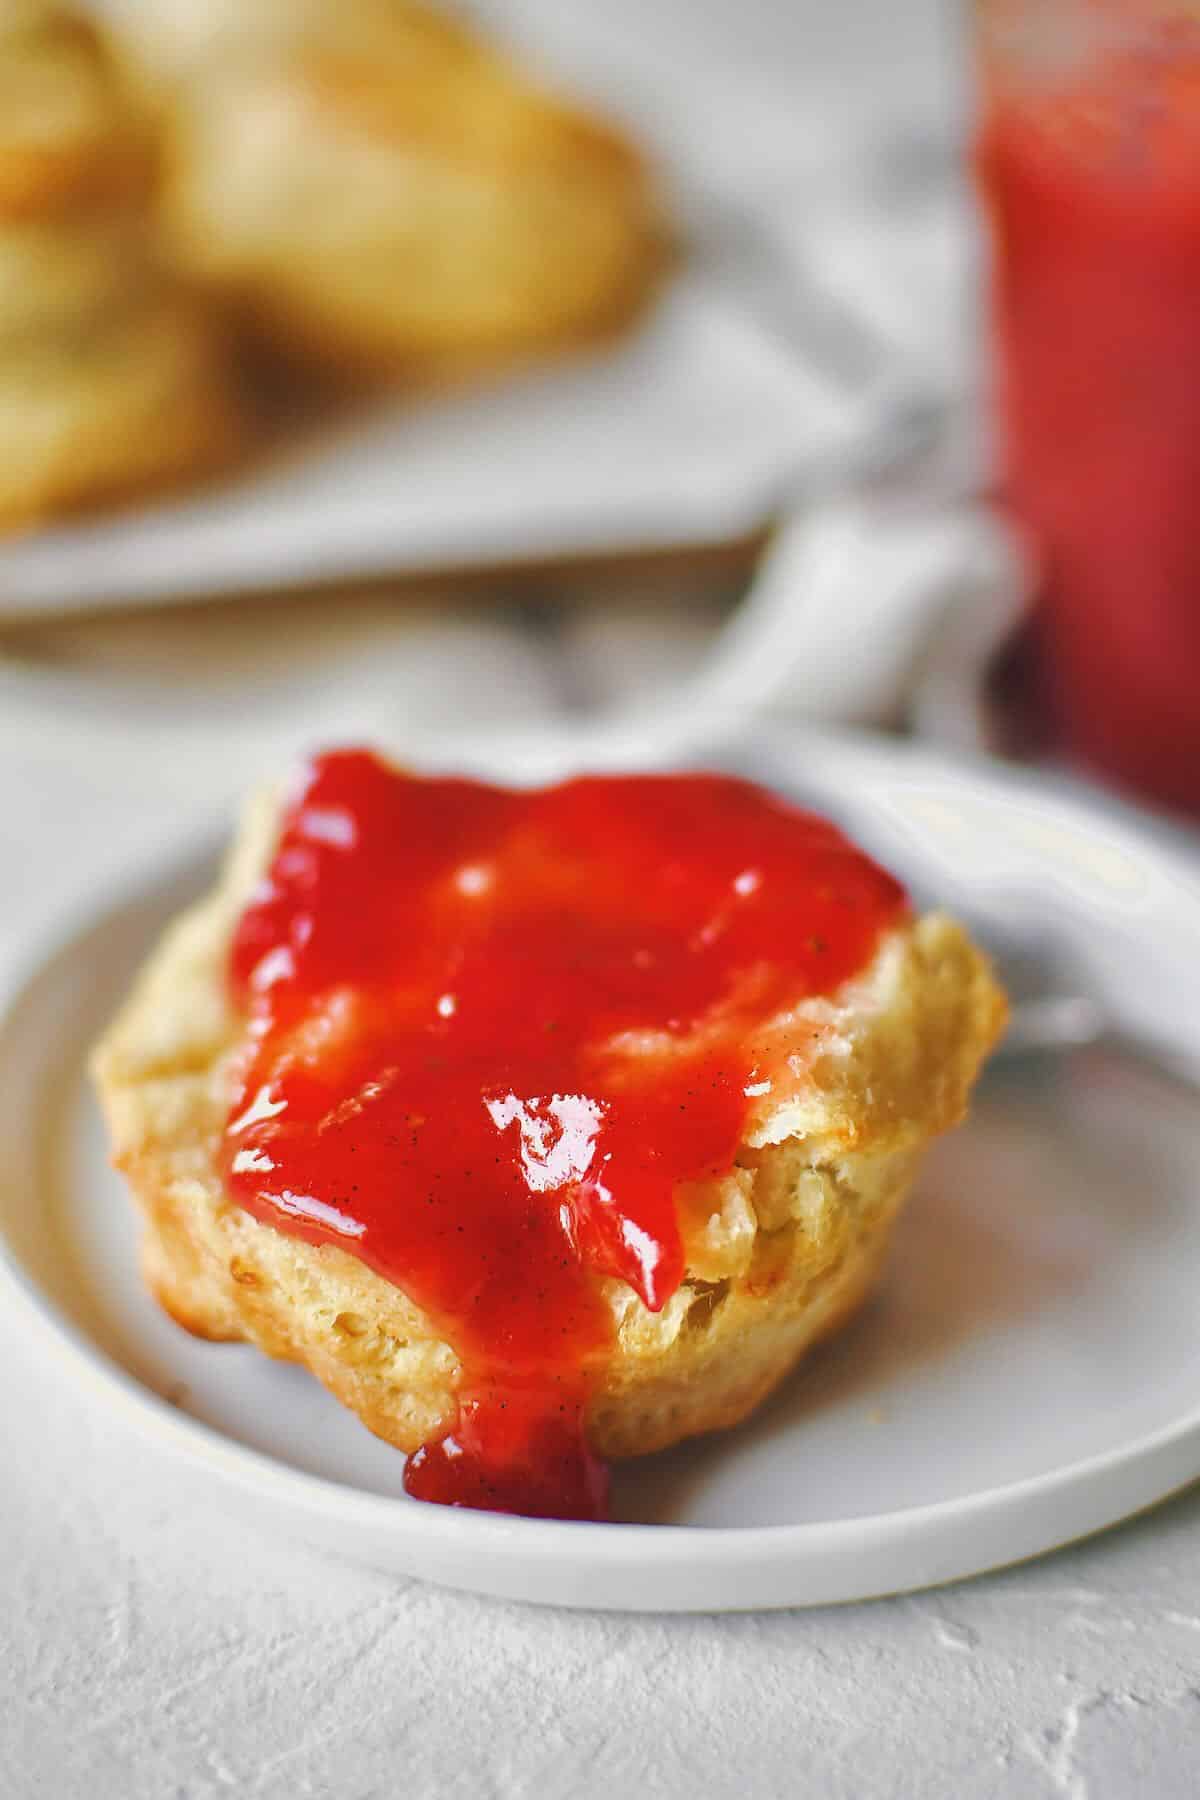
[5,726,1200,1606]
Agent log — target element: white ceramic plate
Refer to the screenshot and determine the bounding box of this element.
[3,733,1200,1611]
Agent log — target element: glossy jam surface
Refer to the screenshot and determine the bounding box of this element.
[224,751,907,1518]
[979,14,1200,812]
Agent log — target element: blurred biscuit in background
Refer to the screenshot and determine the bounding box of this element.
[112,0,663,375]
[0,1,144,215]
[0,0,662,529]
[0,296,244,528]
[0,1,243,528]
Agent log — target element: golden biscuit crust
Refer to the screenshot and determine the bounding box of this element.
[93,785,1005,1466]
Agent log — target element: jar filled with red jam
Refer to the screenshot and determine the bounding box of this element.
[976,0,1200,814]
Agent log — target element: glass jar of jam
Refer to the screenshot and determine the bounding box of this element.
[976,0,1200,814]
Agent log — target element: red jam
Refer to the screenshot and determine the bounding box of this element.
[224,750,906,1519]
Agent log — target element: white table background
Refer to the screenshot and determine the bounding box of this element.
[4,1,1200,1793]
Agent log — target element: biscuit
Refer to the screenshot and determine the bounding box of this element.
[0,4,246,525]
[122,0,661,372]
[0,3,147,217]
[92,782,1006,1467]
[0,297,242,526]
[0,215,147,340]
[104,0,494,87]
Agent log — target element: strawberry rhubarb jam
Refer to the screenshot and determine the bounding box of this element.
[224,750,906,1519]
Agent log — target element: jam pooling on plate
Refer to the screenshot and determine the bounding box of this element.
[224,750,907,1519]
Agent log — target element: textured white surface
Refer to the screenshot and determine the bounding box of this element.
[5,1296,1200,1798]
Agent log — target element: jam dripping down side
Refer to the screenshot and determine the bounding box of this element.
[223,750,907,1519]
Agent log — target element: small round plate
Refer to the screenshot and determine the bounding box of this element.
[3,731,1200,1611]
